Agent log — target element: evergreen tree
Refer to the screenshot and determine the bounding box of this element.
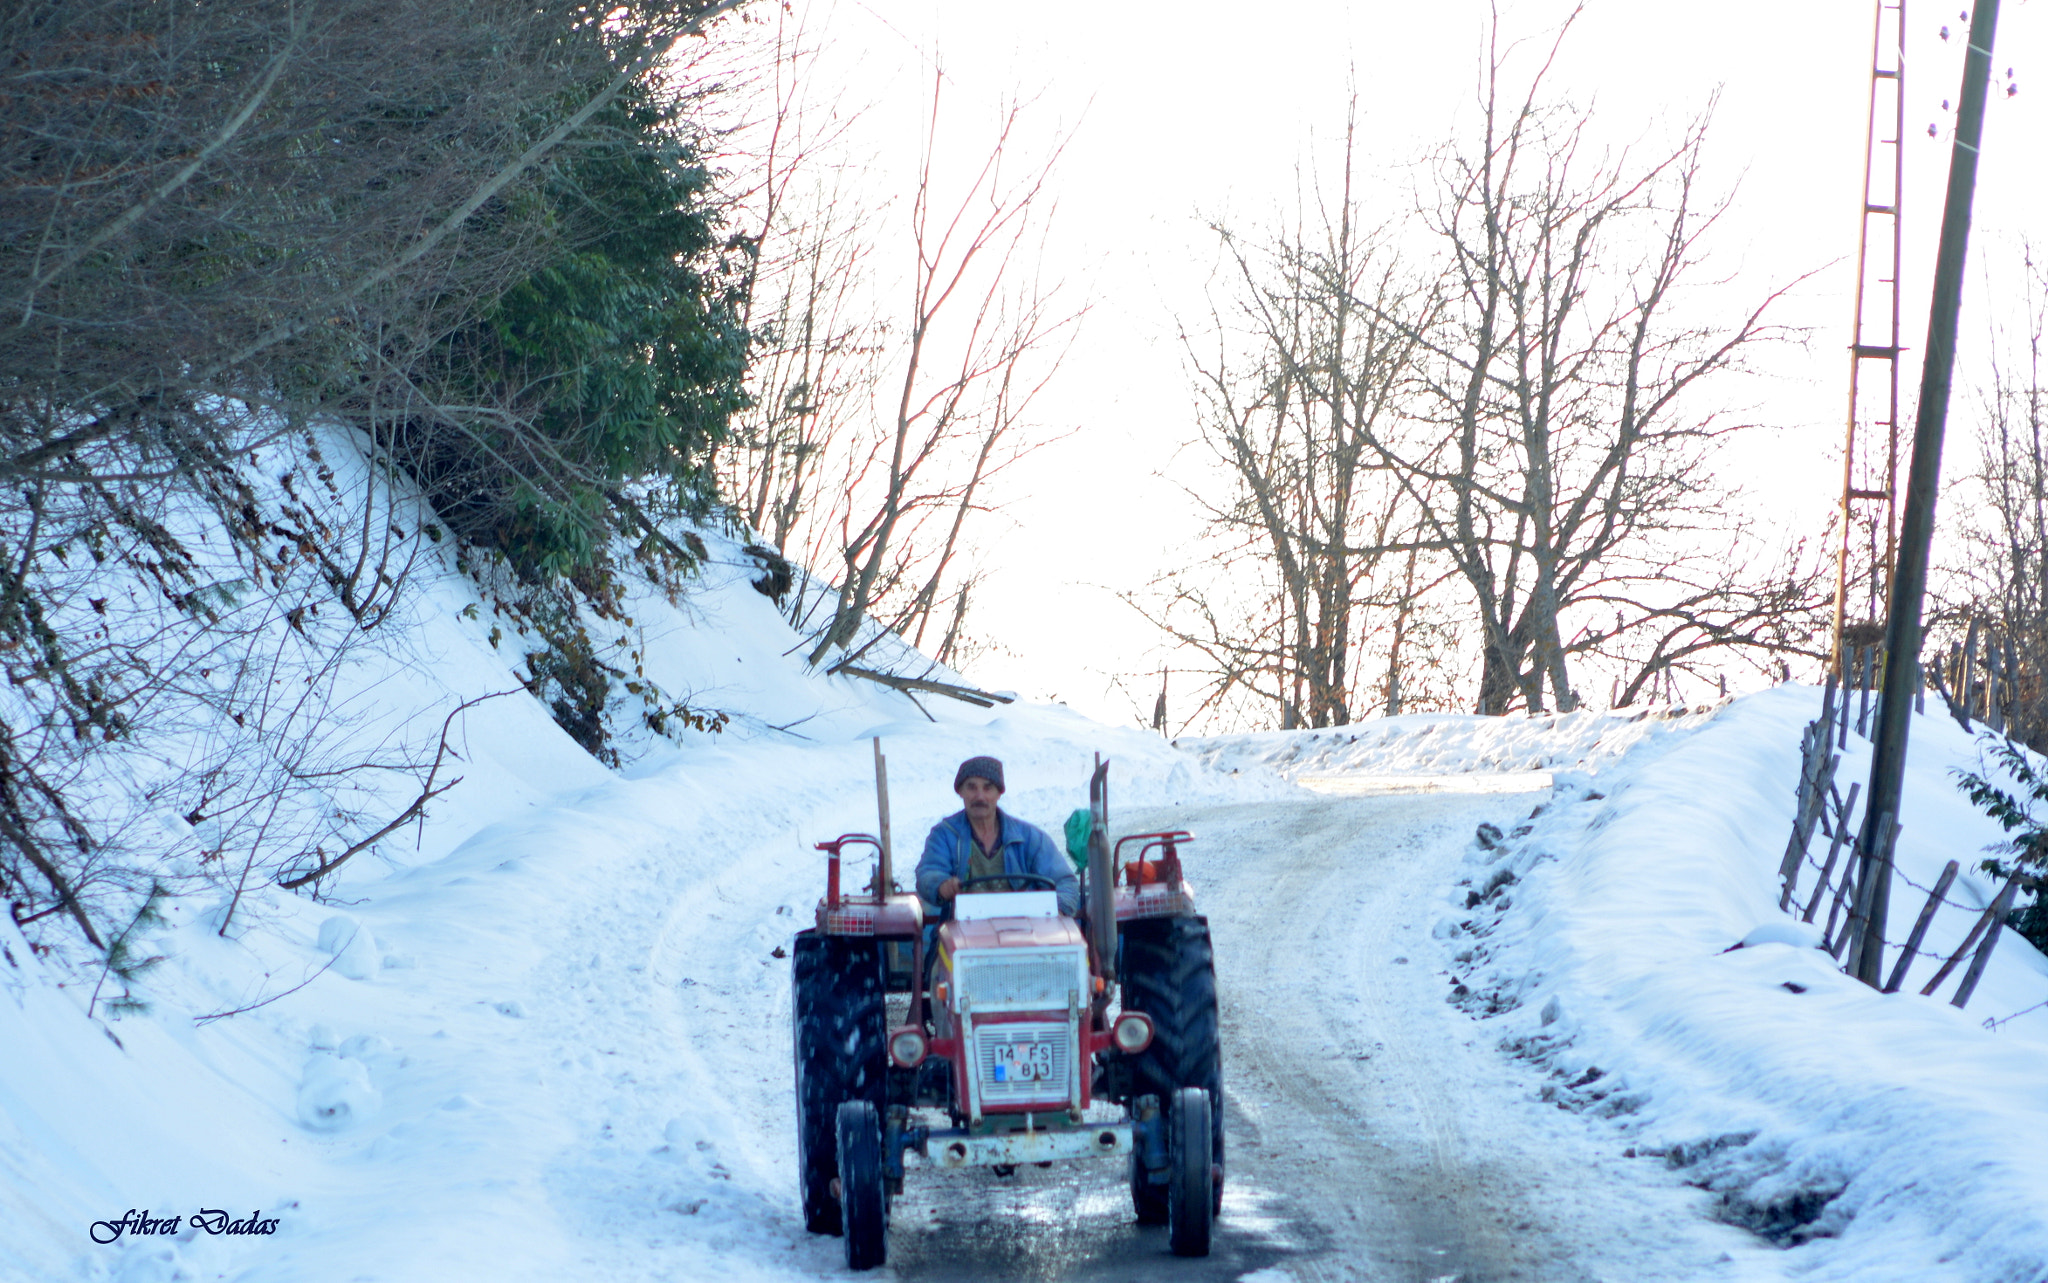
[390,79,750,576]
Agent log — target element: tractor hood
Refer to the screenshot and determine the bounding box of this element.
[946,914,1084,952]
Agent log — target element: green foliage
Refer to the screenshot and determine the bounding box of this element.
[401,78,750,578]
[1955,733,2048,951]
[89,881,168,1019]
[518,596,622,767]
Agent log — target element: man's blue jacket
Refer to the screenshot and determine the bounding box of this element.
[916,809,1080,916]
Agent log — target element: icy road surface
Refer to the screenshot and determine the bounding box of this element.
[741,792,1772,1282]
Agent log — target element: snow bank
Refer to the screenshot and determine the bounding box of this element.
[1443,687,2048,1282]
[1186,701,1724,784]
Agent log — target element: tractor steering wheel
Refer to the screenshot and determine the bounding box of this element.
[959,873,1060,894]
[941,873,1060,922]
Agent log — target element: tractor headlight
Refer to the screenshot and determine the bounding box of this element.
[1111,1011,1154,1054]
[889,1027,928,1068]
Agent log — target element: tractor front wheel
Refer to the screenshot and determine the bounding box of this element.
[1167,1086,1214,1257]
[836,1099,889,1270]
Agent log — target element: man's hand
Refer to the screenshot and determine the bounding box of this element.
[938,877,961,903]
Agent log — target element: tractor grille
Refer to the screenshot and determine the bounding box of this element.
[974,1022,1072,1104]
[954,948,1086,1010]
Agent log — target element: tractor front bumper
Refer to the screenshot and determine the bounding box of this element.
[916,1121,1132,1170]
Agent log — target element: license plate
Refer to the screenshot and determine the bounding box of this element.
[990,1040,1055,1083]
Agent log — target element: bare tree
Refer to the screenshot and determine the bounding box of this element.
[1360,8,1818,714]
[1141,101,1460,731]
[725,170,885,557]
[711,2,879,556]
[1589,538,1830,706]
[763,72,1076,672]
[1936,241,2048,747]
[0,423,462,952]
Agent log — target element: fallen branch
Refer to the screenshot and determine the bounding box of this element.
[832,663,1014,709]
[193,951,341,1025]
[606,489,699,567]
[275,690,512,890]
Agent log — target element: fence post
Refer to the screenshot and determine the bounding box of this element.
[1883,860,1960,993]
[1951,875,2022,1009]
[1843,811,1898,977]
[1824,853,1860,957]
[1857,647,1875,737]
[1803,781,1862,923]
[1838,657,1853,749]
[1963,617,1982,719]
[1779,728,1838,909]
[1919,870,2022,997]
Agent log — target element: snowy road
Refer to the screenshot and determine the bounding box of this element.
[689,787,1769,1282]
[1180,793,1764,1283]
[14,496,2046,1282]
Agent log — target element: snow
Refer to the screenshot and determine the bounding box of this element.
[1,435,2043,1279]
[1413,689,2048,1282]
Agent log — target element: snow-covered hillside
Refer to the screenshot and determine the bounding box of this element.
[0,452,1285,1281]
[2,444,2045,1281]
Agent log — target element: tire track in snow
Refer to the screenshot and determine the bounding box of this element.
[1180,792,1761,1283]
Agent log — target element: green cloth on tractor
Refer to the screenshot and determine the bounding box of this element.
[1064,808,1092,870]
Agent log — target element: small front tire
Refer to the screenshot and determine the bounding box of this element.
[1167,1086,1214,1257]
[836,1099,888,1270]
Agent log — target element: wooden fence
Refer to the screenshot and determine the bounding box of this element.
[1776,663,2017,1008]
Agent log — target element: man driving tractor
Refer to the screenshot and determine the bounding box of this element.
[916,755,1080,917]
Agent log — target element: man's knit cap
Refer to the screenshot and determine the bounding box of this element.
[953,755,1004,792]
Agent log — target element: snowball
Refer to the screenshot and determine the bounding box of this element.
[339,1033,393,1060]
[297,1052,381,1131]
[316,914,380,981]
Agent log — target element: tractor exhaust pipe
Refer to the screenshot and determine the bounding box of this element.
[873,737,893,897]
[1087,756,1116,988]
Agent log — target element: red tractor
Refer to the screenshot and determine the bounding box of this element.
[790,751,1224,1269]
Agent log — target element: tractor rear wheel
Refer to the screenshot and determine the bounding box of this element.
[792,929,886,1235]
[1167,1086,1214,1257]
[836,1099,888,1269]
[1121,915,1224,1216]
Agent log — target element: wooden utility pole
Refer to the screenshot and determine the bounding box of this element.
[1851,0,2002,986]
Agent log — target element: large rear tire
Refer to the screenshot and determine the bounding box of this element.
[1121,916,1224,1216]
[792,930,886,1235]
[1167,1086,1214,1257]
[836,1099,888,1270]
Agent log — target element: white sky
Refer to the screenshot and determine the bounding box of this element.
[747,0,2047,729]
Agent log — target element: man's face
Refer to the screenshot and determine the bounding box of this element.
[957,776,1002,821]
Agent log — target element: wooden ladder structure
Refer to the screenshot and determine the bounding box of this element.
[1832,0,1910,672]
